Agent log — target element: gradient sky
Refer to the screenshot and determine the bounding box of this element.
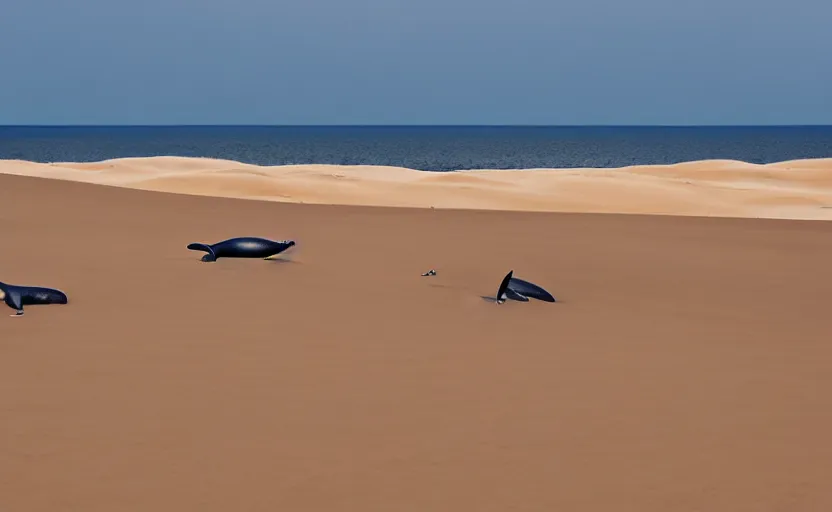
[2,0,830,125]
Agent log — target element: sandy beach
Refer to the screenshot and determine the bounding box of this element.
[2,156,832,220]
[2,159,832,511]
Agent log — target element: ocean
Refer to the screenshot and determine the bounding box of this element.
[1,125,830,172]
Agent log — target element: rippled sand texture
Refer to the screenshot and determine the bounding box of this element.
[2,156,832,219]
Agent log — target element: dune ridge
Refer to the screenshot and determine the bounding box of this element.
[2,156,832,220]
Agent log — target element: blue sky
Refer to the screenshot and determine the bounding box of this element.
[1,0,830,125]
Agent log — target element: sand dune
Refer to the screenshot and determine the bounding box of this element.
[2,173,832,511]
[2,156,832,220]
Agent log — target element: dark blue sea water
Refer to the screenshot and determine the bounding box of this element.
[1,126,830,172]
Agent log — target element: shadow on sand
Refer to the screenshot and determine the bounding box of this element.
[264,257,300,264]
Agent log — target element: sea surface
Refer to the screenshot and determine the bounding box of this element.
[1,126,831,171]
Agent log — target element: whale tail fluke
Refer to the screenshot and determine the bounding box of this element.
[187,243,217,262]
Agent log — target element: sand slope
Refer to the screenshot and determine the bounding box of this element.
[2,156,832,220]
[1,173,832,511]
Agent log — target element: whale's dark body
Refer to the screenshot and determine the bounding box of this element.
[187,237,296,262]
[0,281,68,316]
[495,270,556,304]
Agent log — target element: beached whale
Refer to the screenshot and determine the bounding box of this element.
[187,237,295,262]
[495,270,556,304]
[0,280,69,316]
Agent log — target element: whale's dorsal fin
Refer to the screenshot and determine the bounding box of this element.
[187,243,217,262]
[496,270,514,304]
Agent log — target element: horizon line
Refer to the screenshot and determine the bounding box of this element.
[2,123,832,128]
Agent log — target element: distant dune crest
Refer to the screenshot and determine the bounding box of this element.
[2,156,832,221]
